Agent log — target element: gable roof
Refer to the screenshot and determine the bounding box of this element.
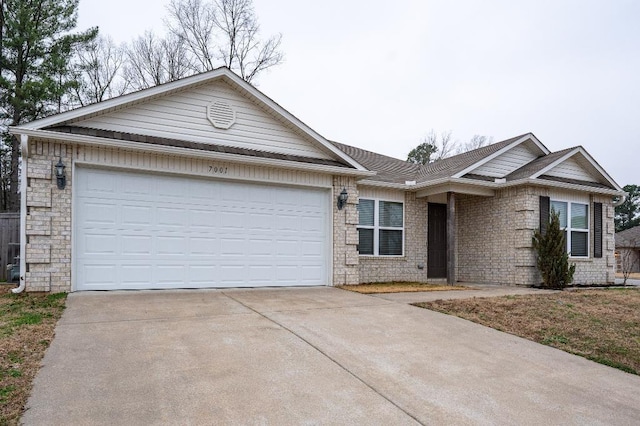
[330,141,421,184]
[616,226,640,248]
[331,133,623,195]
[506,146,621,190]
[13,67,367,172]
[420,134,532,182]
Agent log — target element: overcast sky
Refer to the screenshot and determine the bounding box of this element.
[77,0,639,187]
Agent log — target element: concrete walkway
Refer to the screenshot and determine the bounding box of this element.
[23,287,640,425]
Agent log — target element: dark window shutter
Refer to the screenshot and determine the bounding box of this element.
[540,196,550,235]
[594,202,603,258]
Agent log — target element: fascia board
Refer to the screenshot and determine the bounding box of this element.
[452,133,547,178]
[530,148,580,179]
[22,68,367,172]
[22,68,230,129]
[529,147,622,191]
[505,178,625,197]
[11,127,376,178]
[221,72,368,171]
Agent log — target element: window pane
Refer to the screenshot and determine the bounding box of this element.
[551,201,567,228]
[379,201,403,227]
[358,199,374,226]
[571,231,588,257]
[379,230,403,255]
[358,228,374,255]
[571,203,588,229]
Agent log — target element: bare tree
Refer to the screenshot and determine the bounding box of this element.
[74,35,128,106]
[407,130,455,164]
[166,0,283,82]
[408,132,495,165]
[618,240,640,285]
[123,31,193,91]
[455,134,493,154]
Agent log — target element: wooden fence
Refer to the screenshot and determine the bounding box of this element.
[0,213,20,282]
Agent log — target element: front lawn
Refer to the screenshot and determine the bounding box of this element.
[339,282,468,294]
[0,285,66,425]
[415,289,640,374]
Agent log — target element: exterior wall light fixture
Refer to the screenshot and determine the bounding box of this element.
[55,157,66,190]
[337,187,348,210]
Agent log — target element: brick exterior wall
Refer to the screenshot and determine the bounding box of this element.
[457,186,615,286]
[358,192,429,283]
[332,176,359,285]
[25,141,73,292]
[22,140,615,291]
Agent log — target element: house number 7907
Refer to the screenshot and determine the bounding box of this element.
[208,165,228,174]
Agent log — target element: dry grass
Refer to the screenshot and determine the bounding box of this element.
[415,288,640,374]
[0,284,66,425]
[338,282,469,294]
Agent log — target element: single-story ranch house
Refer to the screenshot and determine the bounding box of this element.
[10,68,625,292]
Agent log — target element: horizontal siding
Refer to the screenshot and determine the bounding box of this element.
[472,144,538,177]
[546,157,595,182]
[73,145,332,188]
[358,186,405,202]
[548,188,589,204]
[72,80,332,160]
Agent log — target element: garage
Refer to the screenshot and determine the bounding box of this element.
[74,167,330,290]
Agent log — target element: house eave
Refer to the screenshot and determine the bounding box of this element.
[357,175,625,198]
[19,68,368,172]
[452,133,550,179]
[505,178,625,196]
[10,127,377,178]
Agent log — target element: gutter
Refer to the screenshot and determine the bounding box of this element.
[9,127,377,179]
[359,176,625,197]
[12,135,28,293]
[613,194,627,208]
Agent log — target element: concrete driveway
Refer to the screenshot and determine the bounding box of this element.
[24,287,640,425]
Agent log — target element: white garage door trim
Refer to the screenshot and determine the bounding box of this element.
[73,166,331,291]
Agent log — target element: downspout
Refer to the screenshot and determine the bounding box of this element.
[12,134,28,294]
[612,194,627,208]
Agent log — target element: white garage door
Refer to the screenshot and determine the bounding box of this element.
[74,167,329,290]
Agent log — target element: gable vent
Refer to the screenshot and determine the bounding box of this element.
[207,100,236,129]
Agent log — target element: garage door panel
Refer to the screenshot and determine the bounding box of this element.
[301,266,323,282]
[248,239,273,256]
[120,265,153,286]
[157,207,187,228]
[83,170,117,193]
[190,237,218,256]
[121,235,153,255]
[121,205,153,226]
[156,236,187,255]
[81,202,118,226]
[75,168,329,290]
[189,209,217,228]
[83,234,118,255]
[81,264,119,288]
[124,174,155,195]
[156,265,187,284]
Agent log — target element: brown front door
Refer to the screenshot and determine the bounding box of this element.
[428,203,447,278]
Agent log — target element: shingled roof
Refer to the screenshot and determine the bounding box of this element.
[330,141,421,184]
[331,134,531,185]
[48,126,352,168]
[616,226,640,248]
[504,147,575,181]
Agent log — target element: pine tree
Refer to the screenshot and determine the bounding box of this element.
[0,0,97,211]
[532,211,576,289]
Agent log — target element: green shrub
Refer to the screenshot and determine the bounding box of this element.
[532,211,576,289]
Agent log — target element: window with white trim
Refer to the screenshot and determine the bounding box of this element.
[551,200,589,257]
[357,199,404,256]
